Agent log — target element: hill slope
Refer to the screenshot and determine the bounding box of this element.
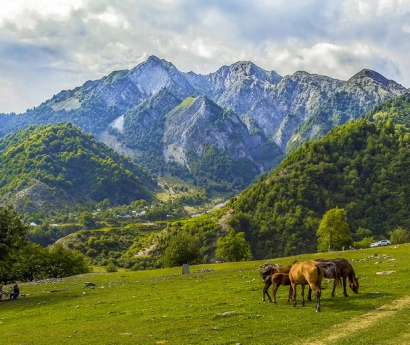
[0,123,156,212]
[139,95,410,264]
[229,115,410,259]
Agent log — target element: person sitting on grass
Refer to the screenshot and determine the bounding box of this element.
[10,282,19,299]
[0,284,3,300]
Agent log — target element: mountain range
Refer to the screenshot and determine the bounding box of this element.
[0,56,408,187]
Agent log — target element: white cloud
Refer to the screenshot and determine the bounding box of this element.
[1,0,410,113]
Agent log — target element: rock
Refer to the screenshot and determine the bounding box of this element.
[376,271,396,275]
[195,269,215,273]
[217,311,235,316]
[84,282,96,287]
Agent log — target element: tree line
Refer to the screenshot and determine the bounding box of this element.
[0,205,89,284]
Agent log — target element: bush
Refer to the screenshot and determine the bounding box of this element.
[215,229,251,262]
[105,263,118,272]
[353,237,375,249]
[163,232,201,267]
[390,227,410,245]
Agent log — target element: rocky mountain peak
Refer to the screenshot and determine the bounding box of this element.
[344,69,408,95]
[348,69,390,85]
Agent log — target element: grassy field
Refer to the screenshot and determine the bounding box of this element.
[1,245,410,344]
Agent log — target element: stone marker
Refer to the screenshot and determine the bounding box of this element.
[182,264,190,274]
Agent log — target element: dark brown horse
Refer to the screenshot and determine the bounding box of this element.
[263,273,292,303]
[260,264,292,303]
[289,260,339,312]
[307,258,359,300]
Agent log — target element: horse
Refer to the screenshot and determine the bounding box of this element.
[289,260,339,312]
[263,273,292,303]
[260,264,292,303]
[307,258,359,300]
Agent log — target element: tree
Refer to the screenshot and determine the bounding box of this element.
[80,211,95,229]
[163,232,201,267]
[317,207,352,252]
[0,205,29,261]
[215,229,252,262]
[390,227,409,244]
[0,205,29,283]
[45,244,90,278]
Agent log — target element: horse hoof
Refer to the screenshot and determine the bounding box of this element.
[344,294,349,297]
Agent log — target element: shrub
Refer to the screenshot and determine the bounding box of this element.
[215,230,251,262]
[163,232,201,267]
[390,227,410,245]
[105,263,118,273]
[354,237,375,249]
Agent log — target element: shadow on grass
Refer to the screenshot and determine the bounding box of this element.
[307,291,394,311]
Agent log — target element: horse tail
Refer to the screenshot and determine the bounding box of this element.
[316,265,321,288]
[317,262,340,285]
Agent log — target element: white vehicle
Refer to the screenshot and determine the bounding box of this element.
[370,240,391,247]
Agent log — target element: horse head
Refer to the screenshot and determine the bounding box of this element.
[349,276,359,293]
[260,264,273,278]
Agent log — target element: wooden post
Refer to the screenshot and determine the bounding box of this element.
[182,264,190,274]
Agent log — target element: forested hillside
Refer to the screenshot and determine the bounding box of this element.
[140,96,410,265]
[229,116,410,258]
[0,123,156,212]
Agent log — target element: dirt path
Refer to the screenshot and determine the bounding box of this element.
[299,296,410,345]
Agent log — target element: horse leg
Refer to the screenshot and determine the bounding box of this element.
[331,279,336,297]
[343,277,349,297]
[287,285,292,302]
[263,281,272,303]
[315,289,322,312]
[272,284,279,304]
[301,285,305,307]
[307,286,312,301]
[309,281,321,312]
[292,283,297,307]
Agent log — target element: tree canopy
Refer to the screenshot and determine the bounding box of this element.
[316,207,352,251]
[215,230,252,262]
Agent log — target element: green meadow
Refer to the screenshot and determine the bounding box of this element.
[1,245,410,345]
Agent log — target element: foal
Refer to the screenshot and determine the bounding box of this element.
[260,265,292,303]
[289,260,339,312]
[263,273,292,303]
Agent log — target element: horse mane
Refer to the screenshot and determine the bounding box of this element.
[316,262,340,284]
[347,263,357,282]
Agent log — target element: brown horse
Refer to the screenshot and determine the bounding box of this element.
[289,260,339,312]
[260,265,292,303]
[307,258,359,300]
[263,273,292,303]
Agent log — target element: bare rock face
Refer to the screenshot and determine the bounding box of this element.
[0,57,408,185]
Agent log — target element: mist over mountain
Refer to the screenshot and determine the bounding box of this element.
[0,56,407,187]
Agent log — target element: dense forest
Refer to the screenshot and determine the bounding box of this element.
[0,123,156,212]
[229,117,410,258]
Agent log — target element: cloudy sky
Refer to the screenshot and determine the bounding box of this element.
[1,0,410,113]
